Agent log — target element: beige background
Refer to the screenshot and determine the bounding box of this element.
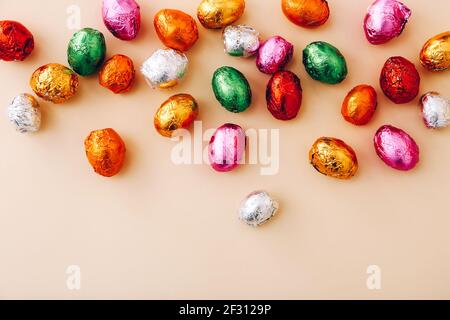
[0,0,449,299]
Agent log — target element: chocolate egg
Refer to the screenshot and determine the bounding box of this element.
[154,9,199,52]
[420,92,450,129]
[0,20,34,61]
[309,137,358,179]
[154,94,199,138]
[102,0,141,41]
[239,191,279,227]
[380,56,420,104]
[341,85,378,125]
[30,63,79,104]
[7,93,41,133]
[208,123,246,172]
[99,54,135,94]
[282,0,330,28]
[68,28,106,76]
[223,25,260,57]
[256,36,294,74]
[212,66,252,113]
[374,125,419,171]
[420,32,450,72]
[266,70,302,120]
[84,128,126,177]
[197,0,245,29]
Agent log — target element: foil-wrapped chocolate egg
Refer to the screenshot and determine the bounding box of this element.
[380,56,420,104]
[420,32,450,72]
[341,85,378,125]
[30,63,79,104]
[374,125,419,171]
[197,0,245,29]
[0,20,34,61]
[266,70,302,120]
[99,54,135,94]
[303,41,348,84]
[7,93,41,133]
[141,49,188,89]
[256,36,294,75]
[102,0,141,41]
[239,191,279,227]
[420,92,450,129]
[84,128,126,177]
[309,137,358,180]
[154,9,199,52]
[282,0,330,28]
[212,66,252,113]
[208,123,246,172]
[364,0,411,45]
[223,25,260,57]
[154,94,199,137]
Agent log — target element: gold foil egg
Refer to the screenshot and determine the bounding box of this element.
[420,31,450,72]
[154,94,199,137]
[197,0,245,29]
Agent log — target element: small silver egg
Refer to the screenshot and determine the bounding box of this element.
[239,191,279,227]
[223,25,260,58]
[7,93,41,133]
[421,92,450,129]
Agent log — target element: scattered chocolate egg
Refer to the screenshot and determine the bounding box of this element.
[7,93,41,133]
[208,123,246,172]
[256,36,294,75]
[68,28,106,76]
[0,20,34,61]
[266,70,302,121]
[420,92,450,129]
[341,85,378,125]
[282,0,330,28]
[99,54,135,94]
[197,0,245,29]
[239,191,279,227]
[420,31,450,72]
[102,0,141,41]
[223,25,260,57]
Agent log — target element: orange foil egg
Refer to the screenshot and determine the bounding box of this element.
[154,9,199,52]
[99,54,135,94]
[341,85,377,125]
[282,0,330,28]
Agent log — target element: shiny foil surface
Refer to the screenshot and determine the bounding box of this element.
[374,125,419,171]
[197,0,245,29]
[84,128,126,177]
[239,191,279,227]
[420,92,450,129]
[154,9,199,52]
[256,36,294,75]
[266,70,302,121]
[154,94,199,137]
[309,137,358,180]
[102,0,141,41]
[99,54,135,94]
[380,56,420,104]
[208,123,246,172]
[341,85,378,125]
[7,93,41,133]
[0,20,34,61]
[68,28,106,76]
[364,0,411,45]
[282,0,330,28]
[30,63,79,104]
[420,31,450,72]
[223,25,260,57]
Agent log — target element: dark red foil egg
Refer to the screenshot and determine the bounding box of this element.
[0,20,34,61]
[266,70,302,120]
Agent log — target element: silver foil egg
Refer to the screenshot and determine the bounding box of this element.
[223,25,260,58]
[421,92,450,129]
[239,191,279,227]
[7,93,41,133]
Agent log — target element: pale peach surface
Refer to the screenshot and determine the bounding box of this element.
[0,0,449,299]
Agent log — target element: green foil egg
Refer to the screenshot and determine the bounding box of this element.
[212,66,252,113]
[302,41,348,84]
[68,28,106,76]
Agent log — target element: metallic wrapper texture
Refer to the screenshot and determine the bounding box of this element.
[256,36,294,75]
[282,0,330,28]
[7,93,41,133]
[374,125,419,171]
[141,49,188,89]
[212,66,252,113]
[0,20,34,61]
[30,63,79,104]
[84,128,126,177]
[197,0,245,29]
[420,92,450,129]
[102,0,141,41]
[341,85,378,125]
[309,137,358,180]
[364,0,411,45]
[154,94,199,137]
[380,56,420,104]
[239,191,279,227]
[266,70,302,121]
[208,123,246,172]
[223,25,260,57]
[420,32,450,72]
[154,9,199,52]
[68,28,106,76]
[99,54,135,94]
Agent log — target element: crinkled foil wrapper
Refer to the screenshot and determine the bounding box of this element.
[197,0,245,29]
[99,54,135,94]
[282,0,330,28]
[256,36,294,74]
[223,25,260,57]
[421,92,450,129]
[420,31,450,72]
[8,93,41,133]
[102,0,141,41]
[0,20,34,61]
[239,191,279,227]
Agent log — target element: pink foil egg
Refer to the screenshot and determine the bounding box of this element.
[364,0,411,45]
[256,36,294,74]
[208,123,246,172]
[102,0,141,41]
[374,125,419,171]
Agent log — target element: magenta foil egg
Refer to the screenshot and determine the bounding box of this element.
[102,0,141,41]
[208,123,246,172]
[374,125,419,171]
[364,0,411,45]
[256,36,294,74]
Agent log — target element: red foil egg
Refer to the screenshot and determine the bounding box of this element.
[266,70,302,120]
[0,20,34,61]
